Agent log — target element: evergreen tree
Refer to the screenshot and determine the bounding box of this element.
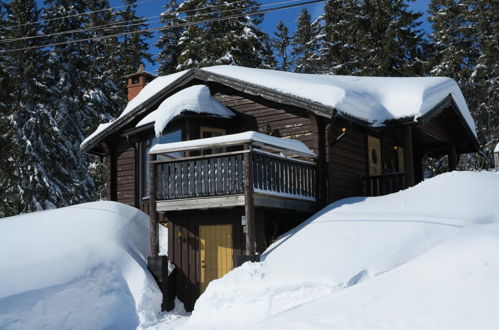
[40,0,106,208]
[467,0,498,168]
[175,0,274,70]
[175,0,209,70]
[115,0,154,79]
[1,0,80,214]
[156,0,184,74]
[291,9,318,73]
[272,21,291,71]
[316,0,426,76]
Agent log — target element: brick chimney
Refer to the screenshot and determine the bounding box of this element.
[124,64,156,101]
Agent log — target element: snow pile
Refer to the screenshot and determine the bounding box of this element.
[203,66,475,134]
[149,131,316,158]
[136,85,235,136]
[183,171,499,329]
[0,201,162,330]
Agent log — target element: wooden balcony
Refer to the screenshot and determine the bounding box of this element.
[364,173,406,196]
[150,132,317,213]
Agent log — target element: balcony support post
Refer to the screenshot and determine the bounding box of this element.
[150,154,159,257]
[403,126,415,187]
[243,144,256,255]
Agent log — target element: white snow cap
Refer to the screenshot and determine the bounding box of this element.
[149,130,317,158]
[136,84,236,136]
[203,66,476,135]
[82,65,477,148]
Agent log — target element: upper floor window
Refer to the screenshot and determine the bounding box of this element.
[140,128,182,199]
[200,126,226,155]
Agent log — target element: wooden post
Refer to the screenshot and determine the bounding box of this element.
[243,144,256,255]
[448,144,458,171]
[403,126,415,187]
[150,153,159,257]
[413,151,424,185]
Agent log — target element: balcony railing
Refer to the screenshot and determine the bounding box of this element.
[364,173,406,196]
[154,150,316,201]
[156,153,244,200]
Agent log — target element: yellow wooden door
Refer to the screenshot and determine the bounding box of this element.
[199,224,233,293]
[368,136,382,176]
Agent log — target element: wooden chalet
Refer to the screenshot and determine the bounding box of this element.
[81,65,479,311]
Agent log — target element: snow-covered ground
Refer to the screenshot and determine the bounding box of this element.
[176,171,499,329]
[1,172,498,330]
[0,202,163,330]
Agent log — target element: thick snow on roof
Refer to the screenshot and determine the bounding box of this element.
[82,65,476,149]
[121,69,188,119]
[203,66,476,134]
[183,171,499,329]
[136,85,236,136]
[0,202,163,329]
[149,130,317,157]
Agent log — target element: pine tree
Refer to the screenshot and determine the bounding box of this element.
[272,21,291,71]
[426,0,497,172]
[314,0,360,74]
[0,0,83,214]
[175,0,274,70]
[156,0,184,74]
[468,0,498,169]
[175,0,209,70]
[115,0,154,79]
[291,9,318,73]
[40,0,105,208]
[316,0,426,76]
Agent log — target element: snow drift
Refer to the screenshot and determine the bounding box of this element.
[0,201,161,330]
[183,171,499,329]
[136,85,235,137]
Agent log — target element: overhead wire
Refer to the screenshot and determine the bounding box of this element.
[0,0,324,53]
[1,0,302,44]
[0,0,163,31]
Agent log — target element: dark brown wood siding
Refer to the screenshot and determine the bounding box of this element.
[115,145,136,206]
[330,125,368,201]
[212,88,316,154]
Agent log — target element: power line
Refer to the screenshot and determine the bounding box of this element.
[1,0,300,44]
[0,0,162,31]
[0,0,316,48]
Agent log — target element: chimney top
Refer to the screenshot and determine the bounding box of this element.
[125,64,156,101]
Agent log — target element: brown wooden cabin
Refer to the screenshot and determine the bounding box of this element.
[81,66,479,311]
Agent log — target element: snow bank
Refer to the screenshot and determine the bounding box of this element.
[184,171,499,329]
[203,66,476,134]
[0,201,162,330]
[136,85,235,136]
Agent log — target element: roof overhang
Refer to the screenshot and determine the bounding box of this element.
[81,69,479,155]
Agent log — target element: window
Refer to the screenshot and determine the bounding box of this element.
[200,126,226,155]
[140,128,182,199]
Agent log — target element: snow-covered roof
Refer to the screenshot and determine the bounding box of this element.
[136,85,236,137]
[149,131,317,158]
[81,65,477,151]
[203,66,476,135]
